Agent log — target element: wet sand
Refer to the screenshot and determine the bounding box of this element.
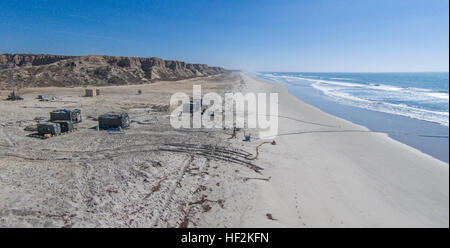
[239,73,448,227]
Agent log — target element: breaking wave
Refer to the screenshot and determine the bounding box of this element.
[257,72,449,126]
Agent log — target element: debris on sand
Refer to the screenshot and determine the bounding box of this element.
[246,140,277,160]
[243,176,271,182]
[266,213,277,221]
[6,89,23,101]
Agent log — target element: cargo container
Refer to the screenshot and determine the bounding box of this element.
[52,120,74,133]
[50,109,82,123]
[37,122,61,136]
[98,113,130,130]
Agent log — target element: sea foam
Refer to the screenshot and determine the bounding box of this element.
[257,72,449,126]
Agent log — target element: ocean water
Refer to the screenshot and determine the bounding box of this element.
[256,72,449,126]
[254,72,449,163]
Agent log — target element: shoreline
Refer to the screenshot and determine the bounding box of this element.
[252,72,449,163]
[238,72,449,227]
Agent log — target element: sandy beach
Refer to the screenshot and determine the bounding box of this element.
[0,72,448,227]
[237,73,449,228]
[0,73,261,227]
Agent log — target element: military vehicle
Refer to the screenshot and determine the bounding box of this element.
[50,109,82,123]
[98,113,130,130]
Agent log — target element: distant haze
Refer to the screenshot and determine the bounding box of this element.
[0,0,448,72]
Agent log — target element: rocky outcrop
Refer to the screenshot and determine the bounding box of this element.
[0,54,75,69]
[0,54,227,89]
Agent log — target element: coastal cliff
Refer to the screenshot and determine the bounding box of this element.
[0,54,227,88]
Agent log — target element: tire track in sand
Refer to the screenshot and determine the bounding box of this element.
[0,127,15,148]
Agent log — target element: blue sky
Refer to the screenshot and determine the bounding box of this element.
[0,0,448,72]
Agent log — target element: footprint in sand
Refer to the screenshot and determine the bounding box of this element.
[294,192,305,226]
